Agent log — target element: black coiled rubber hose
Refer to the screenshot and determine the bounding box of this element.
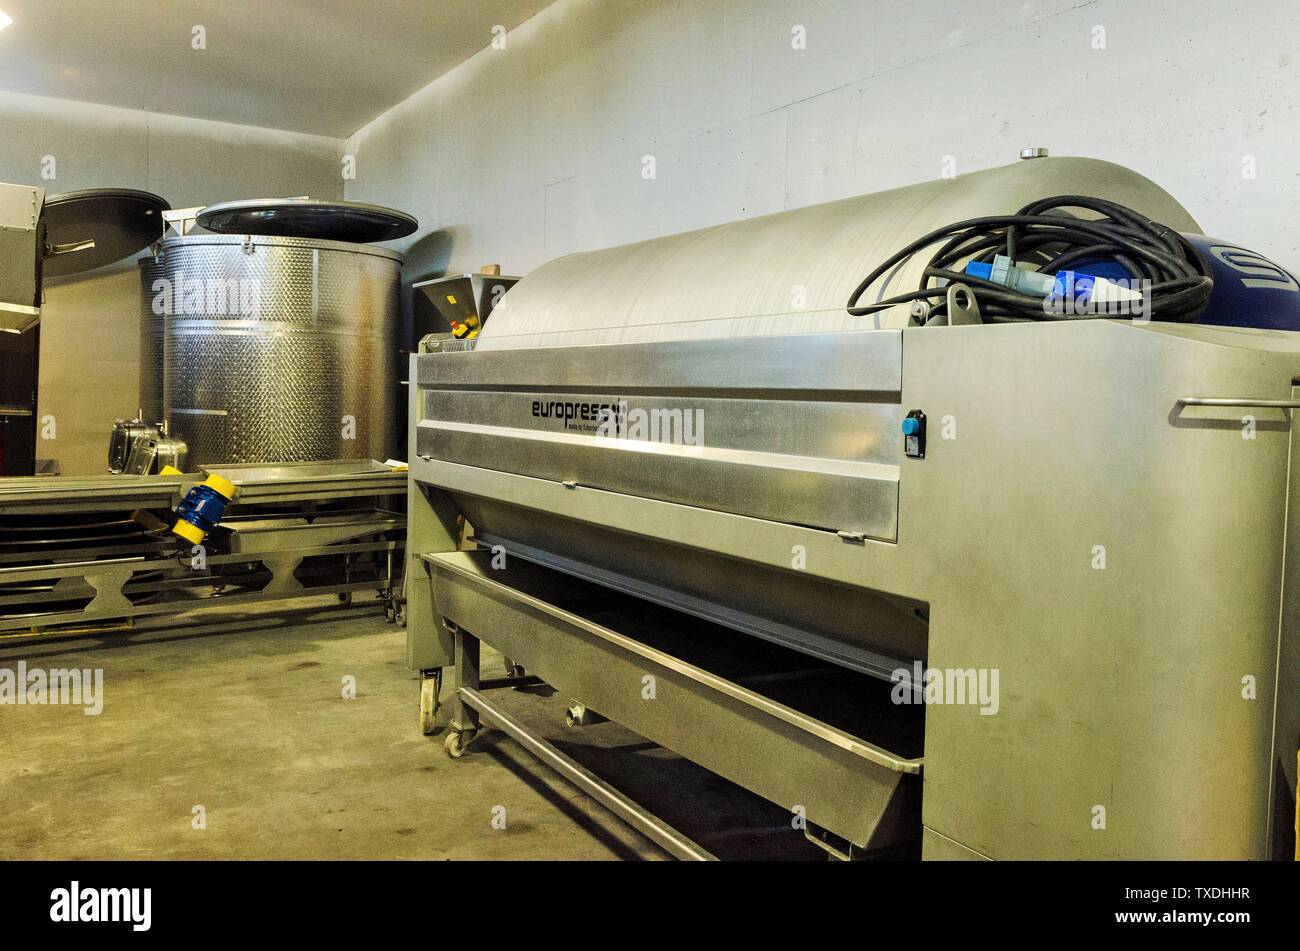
[845,195,1213,324]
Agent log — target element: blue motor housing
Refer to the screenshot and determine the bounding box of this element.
[1183,235,1300,331]
[170,474,236,546]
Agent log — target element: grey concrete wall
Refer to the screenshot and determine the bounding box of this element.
[344,0,1300,311]
[0,91,344,475]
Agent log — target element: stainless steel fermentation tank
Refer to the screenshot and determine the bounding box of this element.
[137,252,165,422]
[140,234,400,467]
[408,155,1300,860]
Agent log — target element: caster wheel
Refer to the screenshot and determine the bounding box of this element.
[338,592,353,606]
[566,702,604,728]
[444,731,469,758]
[419,670,441,735]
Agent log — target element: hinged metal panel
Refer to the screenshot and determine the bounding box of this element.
[416,330,903,539]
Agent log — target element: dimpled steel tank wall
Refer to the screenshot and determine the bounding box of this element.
[153,233,400,466]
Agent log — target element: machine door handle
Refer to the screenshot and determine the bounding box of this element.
[1178,397,1300,409]
[45,238,96,256]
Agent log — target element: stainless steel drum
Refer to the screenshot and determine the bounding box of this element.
[481,156,1200,349]
[151,234,400,467]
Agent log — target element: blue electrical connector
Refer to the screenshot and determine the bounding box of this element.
[963,255,1147,312]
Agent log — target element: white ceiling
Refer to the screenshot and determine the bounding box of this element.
[0,0,552,137]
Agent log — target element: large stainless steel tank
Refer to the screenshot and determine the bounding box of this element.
[149,234,400,466]
[137,251,165,421]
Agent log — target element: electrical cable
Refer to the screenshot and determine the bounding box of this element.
[846,195,1213,324]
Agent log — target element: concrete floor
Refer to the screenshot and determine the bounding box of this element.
[0,595,821,860]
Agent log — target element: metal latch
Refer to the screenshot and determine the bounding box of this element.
[836,530,866,543]
[561,480,578,489]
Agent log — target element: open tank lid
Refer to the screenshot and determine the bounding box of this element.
[197,198,418,243]
[42,188,170,277]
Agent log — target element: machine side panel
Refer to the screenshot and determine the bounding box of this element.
[405,352,457,670]
[909,321,1297,859]
[1268,383,1300,858]
[409,321,1299,857]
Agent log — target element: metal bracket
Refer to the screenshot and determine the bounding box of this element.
[944,283,982,325]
